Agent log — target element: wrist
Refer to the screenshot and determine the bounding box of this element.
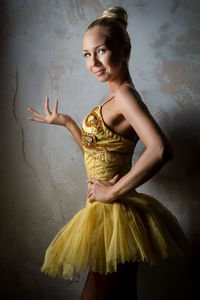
[109,185,119,202]
[64,116,74,130]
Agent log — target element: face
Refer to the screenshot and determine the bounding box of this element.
[83,27,124,82]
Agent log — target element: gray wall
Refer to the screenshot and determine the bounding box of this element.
[0,0,199,299]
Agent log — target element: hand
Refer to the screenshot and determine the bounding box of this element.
[27,97,72,127]
[86,174,119,203]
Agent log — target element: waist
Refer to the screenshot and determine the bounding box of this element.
[83,147,133,162]
[85,155,132,182]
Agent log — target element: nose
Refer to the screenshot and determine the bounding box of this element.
[91,54,101,66]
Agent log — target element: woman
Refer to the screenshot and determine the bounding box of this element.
[28,6,189,300]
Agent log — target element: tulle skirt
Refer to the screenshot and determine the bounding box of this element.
[41,191,189,280]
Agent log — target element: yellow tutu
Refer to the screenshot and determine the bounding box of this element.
[41,105,189,280]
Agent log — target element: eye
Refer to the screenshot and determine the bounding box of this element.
[83,52,90,58]
[98,48,106,54]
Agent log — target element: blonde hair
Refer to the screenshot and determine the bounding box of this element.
[99,6,128,29]
[87,6,131,48]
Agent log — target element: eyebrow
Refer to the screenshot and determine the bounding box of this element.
[83,44,106,52]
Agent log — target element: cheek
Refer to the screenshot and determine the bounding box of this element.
[111,54,122,67]
[85,59,91,71]
[106,51,122,69]
[102,54,113,69]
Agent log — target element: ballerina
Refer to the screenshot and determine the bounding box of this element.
[28,6,189,300]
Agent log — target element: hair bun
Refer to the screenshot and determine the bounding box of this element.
[99,6,128,29]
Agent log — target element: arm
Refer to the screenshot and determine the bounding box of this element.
[66,119,83,152]
[87,87,173,203]
[110,87,173,200]
[27,97,84,153]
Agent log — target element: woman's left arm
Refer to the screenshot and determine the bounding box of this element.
[110,87,173,200]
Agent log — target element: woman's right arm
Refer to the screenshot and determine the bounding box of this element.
[27,97,84,153]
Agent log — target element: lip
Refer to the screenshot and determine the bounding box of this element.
[95,69,106,76]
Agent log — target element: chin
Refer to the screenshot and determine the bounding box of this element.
[97,77,108,83]
[95,74,111,83]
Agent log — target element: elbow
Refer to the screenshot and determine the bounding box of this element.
[158,143,173,163]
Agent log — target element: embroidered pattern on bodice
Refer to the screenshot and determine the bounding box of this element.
[81,105,138,155]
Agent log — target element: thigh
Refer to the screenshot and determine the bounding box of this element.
[80,271,96,300]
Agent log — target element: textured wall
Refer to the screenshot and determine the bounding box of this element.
[0,0,199,299]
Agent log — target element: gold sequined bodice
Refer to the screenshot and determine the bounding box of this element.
[81,105,138,181]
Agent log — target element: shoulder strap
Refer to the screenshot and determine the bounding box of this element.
[101,95,115,107]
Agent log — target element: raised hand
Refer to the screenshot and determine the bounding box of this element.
[27,97,72,127]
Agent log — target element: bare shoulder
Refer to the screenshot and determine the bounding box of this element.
[115,84,149,115]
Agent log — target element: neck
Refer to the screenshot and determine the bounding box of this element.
[107,65,134,95]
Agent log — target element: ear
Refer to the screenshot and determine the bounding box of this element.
[122,42,131,60]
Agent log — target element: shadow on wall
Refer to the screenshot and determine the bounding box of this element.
[172,106,200,300]
[139,104,200,300]
[138,257,193,300]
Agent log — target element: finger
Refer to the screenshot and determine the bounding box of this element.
[53,99,58,114]
[27,108,45,119]
[88,194,96,202]
[88,193,95,202]
[88,192,93,199]
[27,117,47,123]
[86,178,98,184]
[45,97,51,115]
[87,188,93,197]
[89,198,96,203]
[110,174,120,184]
